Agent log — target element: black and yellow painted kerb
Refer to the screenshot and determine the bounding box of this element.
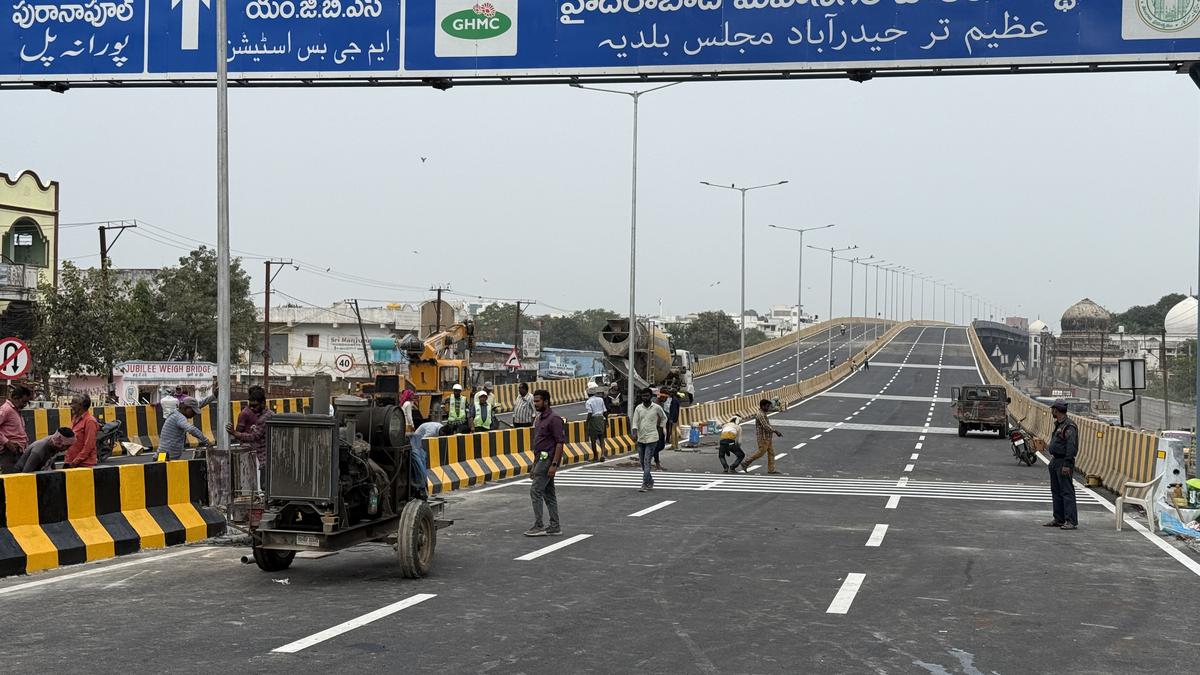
[19,398,311,455]
[0,460,225,577]
[426,416,635,493]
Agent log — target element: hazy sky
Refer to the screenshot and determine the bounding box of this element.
[5,69,1197,331]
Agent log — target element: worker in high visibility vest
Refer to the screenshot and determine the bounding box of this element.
[445,383,469,435]
[472,391,496,432]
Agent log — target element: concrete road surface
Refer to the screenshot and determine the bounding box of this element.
[4,326,1195,673]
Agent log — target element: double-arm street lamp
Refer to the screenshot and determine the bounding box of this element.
[701,180,789,395]
[769,223,835,384]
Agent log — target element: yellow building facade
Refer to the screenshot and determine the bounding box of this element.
[0,169,59,290]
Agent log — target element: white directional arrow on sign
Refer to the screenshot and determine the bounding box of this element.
[172,0,211,51]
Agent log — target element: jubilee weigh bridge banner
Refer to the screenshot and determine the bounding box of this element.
[5,1,1200,83]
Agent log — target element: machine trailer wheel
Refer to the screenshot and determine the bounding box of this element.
[252,547,295,572]
[397,500,436,578]
[958,423,967,438]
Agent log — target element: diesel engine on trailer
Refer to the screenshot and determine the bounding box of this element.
[247,395,449,577]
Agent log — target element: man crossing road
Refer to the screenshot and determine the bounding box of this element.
[742,399,783,475]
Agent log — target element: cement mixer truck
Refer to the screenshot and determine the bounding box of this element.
[598,318,696,403]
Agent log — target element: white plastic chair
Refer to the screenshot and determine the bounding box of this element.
[1115,474,1164,532]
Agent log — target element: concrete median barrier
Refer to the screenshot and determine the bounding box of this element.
[491,377,590,413]
[425,415,635,493]
[0,460,225,577]
[682,321,917,428]
[967,326,1157,491]
[694,317,895,376]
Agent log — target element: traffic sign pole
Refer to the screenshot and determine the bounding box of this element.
[212,0,232,509]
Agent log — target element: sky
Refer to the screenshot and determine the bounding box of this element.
[4,69,1198,331]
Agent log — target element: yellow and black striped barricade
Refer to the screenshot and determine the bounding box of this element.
[0,460,225,577]
[425,415,636,493]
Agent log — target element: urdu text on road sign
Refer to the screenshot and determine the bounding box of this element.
[4,1,1200,83]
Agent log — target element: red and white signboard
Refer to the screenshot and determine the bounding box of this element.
[504,347,521,372]
[0,337,31,380]
[334,354,355,373]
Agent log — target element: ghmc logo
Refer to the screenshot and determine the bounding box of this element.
[1137,0,1200,31]
[435,0,518,57]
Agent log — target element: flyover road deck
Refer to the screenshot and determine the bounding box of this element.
[4,326,1196,674]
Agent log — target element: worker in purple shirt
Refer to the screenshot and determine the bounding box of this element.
[525,389,565,537]
[226,385,271,490]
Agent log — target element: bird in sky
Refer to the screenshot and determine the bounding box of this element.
[420,157,428,163]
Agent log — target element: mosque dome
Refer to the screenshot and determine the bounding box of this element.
[1028,319,1048,334]
[1164,296,1197,337]
[1060,298,1111,333]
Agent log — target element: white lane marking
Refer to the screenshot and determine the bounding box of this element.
[774,453,788,460]
[895,477,909,487]
[0,547,213,597]
[793,443,807,450]
[836,422,845,426]
[903,464,915,472]
[811,434,823,440]
[272,594,437,653]
[865,525,889,547]
[628,500,676,518]
[699,480,723,491]
[826,573,867,614]
[844,417,853,421]
[910,453,919,460]
[515,534,593,561]
[915,442,924,450]
[747,464,763,472]
[919,435,926,441]
[824,428,835,433]
[1078,483,1200,578]
[885,495,901,509]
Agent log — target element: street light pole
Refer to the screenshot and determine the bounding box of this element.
[573,82,679,417]
[811,244,857,370]
[702,180,788,395]
[770,223,835,384]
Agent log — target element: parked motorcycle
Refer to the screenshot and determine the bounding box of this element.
[96,420,123,463]
[1009,429,1038,466]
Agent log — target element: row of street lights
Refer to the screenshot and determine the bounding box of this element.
[572,81,1008,407]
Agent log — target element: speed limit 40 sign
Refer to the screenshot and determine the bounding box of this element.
[0,337,31,380]
[334,354,355,373]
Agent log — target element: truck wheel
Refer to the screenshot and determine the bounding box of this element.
[397,499,435,579]
[252,547,295,572]
[999,421,1009,438]
[958,423,967,438]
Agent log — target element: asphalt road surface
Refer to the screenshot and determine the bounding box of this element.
[5,326,1196,673]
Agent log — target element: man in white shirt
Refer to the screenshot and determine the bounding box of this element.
[630,388,667,493]
[719,416,746,474]
[584,389,609,462]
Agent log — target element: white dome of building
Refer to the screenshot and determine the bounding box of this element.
[1164,296,1197,337]
[1028,319,1048,334]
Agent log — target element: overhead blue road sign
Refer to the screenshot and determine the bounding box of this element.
[404,0,1200,76]
[4,1,1200,84]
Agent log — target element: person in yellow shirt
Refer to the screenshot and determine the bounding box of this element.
[718,416,746,474]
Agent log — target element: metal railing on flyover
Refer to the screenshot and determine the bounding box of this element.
[681,320,918,428]
[693,317,896,377]
[967,325,1157,491]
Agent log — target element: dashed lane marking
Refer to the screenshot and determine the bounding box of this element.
[628,501,676,518]
[776,420,958,435]
[826,573,866,614]
[865,524,889,547]
[272,594,437,654]
[515,534,593,561]
[885,495,901,509]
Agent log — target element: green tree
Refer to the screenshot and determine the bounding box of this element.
[537,308,618,351]
[1145,340,1196,404]
[30,262,129,385]
[153,247,257,361]
[473,302,519,343]
[1112,293,1186,334]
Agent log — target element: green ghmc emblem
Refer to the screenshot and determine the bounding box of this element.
[1137,0,1200,31]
